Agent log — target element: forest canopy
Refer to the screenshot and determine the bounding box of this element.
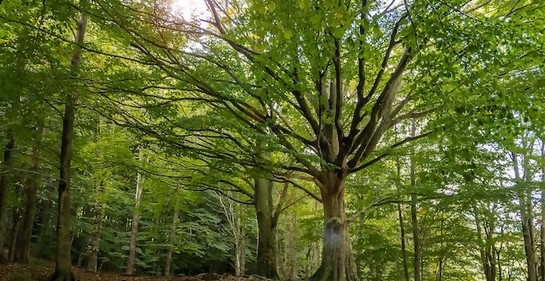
[0,0,544,281]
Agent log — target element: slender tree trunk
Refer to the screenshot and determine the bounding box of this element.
[523,200,538,281]
[486,206,497,281]
[394,149,410,281]
[436,214,445,281]
[437,257,443,281]
[234,203,246,277]
[238,220,246,276]
[0,132,15,262]
[283,211,298,280]
[164,202,179,276]
[539,140,545,281]
[234,233,242,276]
[497,227,504,281]
[522,210,537,281]
[51,13,87,281]
[16,124,44,264]
[512,151,538,281]
[254,178,279,279]
[215,190,246,276]
[86,182,105,272]
[397,203,410,281]
[310,177,358,281]
[410,194,421,281]
[8,209,21,262]
[523,165,538,281]
[126,148,145,275]
[409,133,421,281]
[475,206,494,281]
[541,200,545,279]
[36,182,53,258]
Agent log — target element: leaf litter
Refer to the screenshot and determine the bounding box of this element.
[0,263,273,281]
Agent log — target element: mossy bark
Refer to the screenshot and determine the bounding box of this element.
[310,184,358,281]
[308,171,359,281]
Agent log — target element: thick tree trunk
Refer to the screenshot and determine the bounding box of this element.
[16,124,43,264]
[52,95,76,281]
[310,178,358,281]
[164,204,179,276]
[126,148,144,275]
[0,132,15,262]
[254,178,279,279]
[51,13,87,281]
[86,182,105,272]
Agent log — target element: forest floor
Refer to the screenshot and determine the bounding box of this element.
[0,263,272,281]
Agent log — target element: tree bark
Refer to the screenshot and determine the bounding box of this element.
[126,148,145,275]
[410,194,421,281]
[485,206,497,281]
[475,206,494,281]
[522,205,537,281]
[436,213,445,281]
[236,219,246,277]
[16,123,44,264]
[8,209,21,262]
[397,203,410,281]
[254,178,279,279]
[408,132,422,281]
[539,140,545,281]
[0,132,15,262]
[310,176,358,281]
[51,13,87,281]
[164,202,179,276]
[512,150,538,281]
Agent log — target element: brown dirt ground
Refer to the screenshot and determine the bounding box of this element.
[0,263,272,281]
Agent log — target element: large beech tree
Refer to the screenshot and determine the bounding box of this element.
[51,11,87,281]
[77,0,539,279]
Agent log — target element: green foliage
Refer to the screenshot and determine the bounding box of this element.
[1,0,544,280]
